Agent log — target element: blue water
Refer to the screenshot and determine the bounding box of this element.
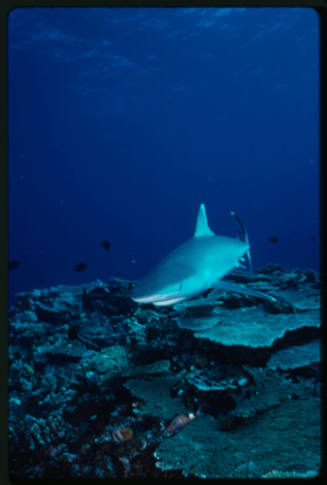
[8,7,320,305]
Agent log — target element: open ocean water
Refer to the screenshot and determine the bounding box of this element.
[8,7,321,479]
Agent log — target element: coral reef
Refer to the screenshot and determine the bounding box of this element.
[267,340,320,371]
[191,307,319,348]
[8,265,321,478]
[154,397,321,478]
[124,375,188,419]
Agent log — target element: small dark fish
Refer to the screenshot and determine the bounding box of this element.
[312,236,316,243]
[101,240,111,251]
[74,262,87,272]
[8,260,20,270]
[269,236,278,244]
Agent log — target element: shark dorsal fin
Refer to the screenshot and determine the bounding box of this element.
[194,203,215,238]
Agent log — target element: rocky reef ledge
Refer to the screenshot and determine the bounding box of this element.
[9,264,321,478]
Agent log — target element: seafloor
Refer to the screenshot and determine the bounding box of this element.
[9,264,321,478]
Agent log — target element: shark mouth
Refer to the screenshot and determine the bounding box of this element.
[131,292,186,306]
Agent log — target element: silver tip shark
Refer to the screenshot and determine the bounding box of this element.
[131,203,276,306]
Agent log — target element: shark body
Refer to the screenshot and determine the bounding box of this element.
[131,204,276,306]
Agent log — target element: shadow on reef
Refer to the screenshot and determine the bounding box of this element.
[8,264,321,478]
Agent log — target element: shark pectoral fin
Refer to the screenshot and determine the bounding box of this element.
[214,280,276,302]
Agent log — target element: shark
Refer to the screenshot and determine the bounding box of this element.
[131,203,276,306]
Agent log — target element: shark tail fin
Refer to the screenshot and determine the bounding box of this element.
[194,203,215,238]
[230,211,253,273]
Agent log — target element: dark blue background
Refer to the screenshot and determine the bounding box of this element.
[8,7,320,304]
